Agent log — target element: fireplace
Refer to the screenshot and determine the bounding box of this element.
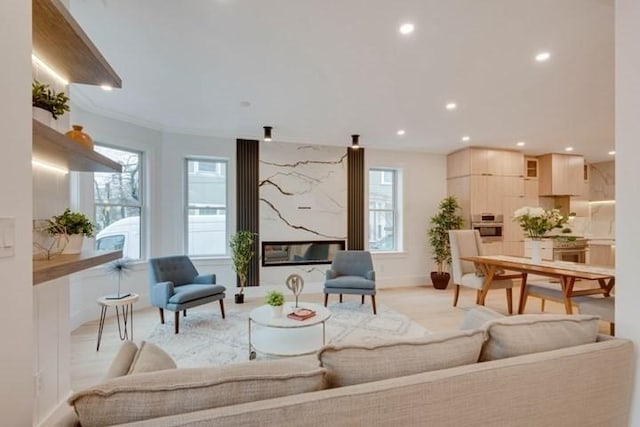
[261,240,346,267]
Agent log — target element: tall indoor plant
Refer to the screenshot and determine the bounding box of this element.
[428,196,464,289]
[230,230,256,303]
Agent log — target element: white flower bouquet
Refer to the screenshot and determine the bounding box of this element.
[513,207,572,239]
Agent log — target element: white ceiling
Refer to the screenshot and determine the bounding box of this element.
[69,0,614,161]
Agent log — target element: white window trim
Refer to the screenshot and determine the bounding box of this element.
[368,168,403,253]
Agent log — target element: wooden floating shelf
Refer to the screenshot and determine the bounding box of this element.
[32,0,122,88]
[33,119,122,173]
[33,250,123,285]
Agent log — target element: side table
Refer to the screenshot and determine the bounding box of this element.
[96,293,140,351]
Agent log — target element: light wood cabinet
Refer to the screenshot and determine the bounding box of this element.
[538,153,584,196]
[524,178,539,200]
[482,241,504,256]
[587,243,615,267]
[502,150,525,176]
[447,176,471,225]
[470,175,505,215]
[525,157,538,178]
[503,241,524,257]
[447,149,470,179]
[448,148,523,178]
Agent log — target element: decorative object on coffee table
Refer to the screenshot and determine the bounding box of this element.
[265,290,285,318]
[230,230,257,304]
[105,257,133,300]
[45,208,95,254]
[285,274,304,307]
[65,124,94,150]
[428,196,464,289]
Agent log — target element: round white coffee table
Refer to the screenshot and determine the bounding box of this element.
[248,302,331,360]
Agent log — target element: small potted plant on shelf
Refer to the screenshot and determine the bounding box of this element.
[265,290,285,318]
[428,196,464,289]
[46,208,95,255]
[230,230,257,304]
[32,80,70,127]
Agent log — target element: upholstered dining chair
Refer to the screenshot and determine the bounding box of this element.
[324,250,377,314]
[449,230,520,314]
[149,256,226,334]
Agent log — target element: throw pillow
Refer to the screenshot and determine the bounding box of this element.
[317,329,485,388]
[104,341,138,380]
[480,314,600,361]
[460,306,505,330]
[127,341,177,375]
[68,358,326,427]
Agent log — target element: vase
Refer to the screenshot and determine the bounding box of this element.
[530,239,542,264]
[271,305,284,318]
[65,125,94,150]
[62,234,84,254]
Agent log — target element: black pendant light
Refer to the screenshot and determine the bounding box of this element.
[351,134,361,149]
[263,126,272,142]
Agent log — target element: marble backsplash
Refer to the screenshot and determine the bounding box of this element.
[588,161,615,238]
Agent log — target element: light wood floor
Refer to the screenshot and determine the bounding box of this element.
[70,283,609,391]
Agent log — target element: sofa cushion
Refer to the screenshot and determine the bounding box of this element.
[317,329,485,388]
[104,341,138,380]
[480,314,600,361]
[68,358,326,427]
[128,341,177,375]
[460,306,505,330]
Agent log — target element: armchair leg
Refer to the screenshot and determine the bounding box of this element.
[159,308,165,324]
[324,293,328,307]
[506,288,513,315]
[361,295,364,304]
[183,310,187,317]
[219,299,226,319]
[339,294,343,303]
[453,285,460,307]
[174,311,179,334]
[541,299,546,312]
[371,295,377,315]
[610,322,615,336]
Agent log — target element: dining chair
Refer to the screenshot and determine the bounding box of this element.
[449,230,520,314]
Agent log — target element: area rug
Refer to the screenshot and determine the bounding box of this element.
[145,301,430,368]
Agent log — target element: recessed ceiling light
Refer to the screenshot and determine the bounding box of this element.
[461,136,470,142]
[396,129,406,136]
[565,146,574,152]
[535,51,551,62]
[100,85,113,91]
[608,150,616,156]
[399,23,415,35]
[446,102,457,111]
[516,141,526,147]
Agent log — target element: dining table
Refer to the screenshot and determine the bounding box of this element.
[459,255,615,315]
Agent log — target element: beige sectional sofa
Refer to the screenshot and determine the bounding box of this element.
[64,309,634,427]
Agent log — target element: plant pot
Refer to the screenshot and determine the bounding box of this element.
[271,305,284,318]
[235,293,244,304]
[430,272,450,290]
[65,124,94,150]
[33,106,55,128]
[62,234,84,254]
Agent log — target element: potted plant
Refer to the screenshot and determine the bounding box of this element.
[428,196,464,289]
[230,230,257,303]
[265,290,285,318]
[46,208,95,254]
[32,80,70,127]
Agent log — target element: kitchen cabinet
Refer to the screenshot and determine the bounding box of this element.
[538,153,584,196]
[587,242,615,267]
[482,241,504,256]
[447,148,524,178]
[447,176,471,225]
[470,175,504,215]
[525,157,538,178]
[524,178,539,200]
[447,149,470,179]
[503,241,524,257]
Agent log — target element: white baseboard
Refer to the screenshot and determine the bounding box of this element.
[36,392,73,427]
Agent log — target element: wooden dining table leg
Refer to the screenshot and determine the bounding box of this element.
[599,278,615,297]
[517,273,528,314]
[560,276,576,314]
[477,264,496,306]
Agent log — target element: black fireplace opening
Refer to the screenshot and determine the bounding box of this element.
[261,240,346,267]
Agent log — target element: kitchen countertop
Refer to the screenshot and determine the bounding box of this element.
[588,239,615,246]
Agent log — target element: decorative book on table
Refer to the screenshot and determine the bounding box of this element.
[287,308,316,321]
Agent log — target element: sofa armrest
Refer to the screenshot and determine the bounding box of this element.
[366,270,375,281]
[195,274,216,284]
[326,269,338,280]
[150,281,174,306]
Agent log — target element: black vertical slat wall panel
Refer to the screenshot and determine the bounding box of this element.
[347,147,365,250]
[236,139,260,286]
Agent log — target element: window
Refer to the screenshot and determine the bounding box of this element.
[368,168,399,252]
[186,159,228,256]
[94,145,143,259]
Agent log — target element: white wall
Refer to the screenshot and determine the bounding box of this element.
[0,0,34,425]
[615,0,640,423]
[367,149,447,287]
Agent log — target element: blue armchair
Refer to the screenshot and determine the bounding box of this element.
[323,250,377,314]
[149,256,226,334]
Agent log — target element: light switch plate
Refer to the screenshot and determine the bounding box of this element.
[0,217,15,258]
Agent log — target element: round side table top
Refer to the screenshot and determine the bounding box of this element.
[97,293,140,307]
[249,302,331,328]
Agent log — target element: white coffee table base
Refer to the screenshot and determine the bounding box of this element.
[248,302,331,360]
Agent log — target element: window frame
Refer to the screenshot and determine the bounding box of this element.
[368,167,400,252]
[184,157,229,257]
[92,143,145,260]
